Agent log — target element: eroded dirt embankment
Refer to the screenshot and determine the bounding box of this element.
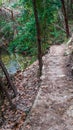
[21,44,73,130]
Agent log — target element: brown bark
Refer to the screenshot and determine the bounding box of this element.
[0,59,17,96]
[61,0,70,38]
[0,78,16,108]
[0,81,12,106]
[32,0,42,76]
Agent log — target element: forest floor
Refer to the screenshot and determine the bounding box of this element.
[1,43,73,130]
[0,60,39,129]
[21,44,73,130]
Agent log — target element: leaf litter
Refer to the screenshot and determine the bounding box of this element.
[0,61,40,130]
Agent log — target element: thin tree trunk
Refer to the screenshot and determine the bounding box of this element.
[32,0,42,76]
[0,78,16,108]
[61,0,70,38]
[0,59,17,96]
[0,81,12,106]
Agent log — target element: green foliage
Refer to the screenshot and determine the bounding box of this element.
[0,15,14,42]
[0,0,2,5]
[8,0,62,54]
[8,15,37,55]
[0,0,66,58]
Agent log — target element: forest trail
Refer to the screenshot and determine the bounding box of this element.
[21,44,73,130]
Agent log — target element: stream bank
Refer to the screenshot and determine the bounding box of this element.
[0,43,73,129]
[0,48,36,76]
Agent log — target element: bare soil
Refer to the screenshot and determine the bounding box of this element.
[1,44,73,130]
[21,44,73,130]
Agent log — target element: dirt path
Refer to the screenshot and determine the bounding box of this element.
[21,44,73,130]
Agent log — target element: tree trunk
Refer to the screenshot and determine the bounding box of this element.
[0,81,12,106]
[0,78,16,108]
[0,59,17,96]
[61,0,70,38]
[32,0,42,76]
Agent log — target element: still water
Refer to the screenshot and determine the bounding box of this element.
[0,50,33,76]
